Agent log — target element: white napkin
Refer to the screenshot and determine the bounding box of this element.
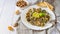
[26,0,38,4]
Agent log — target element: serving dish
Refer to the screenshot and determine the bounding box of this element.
[16,0,29,9]
[21,5,55,30]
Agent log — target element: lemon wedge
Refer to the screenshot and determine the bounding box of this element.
[32,12,39,18]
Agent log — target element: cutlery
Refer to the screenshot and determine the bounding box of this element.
[13,16,21,27]
[15,16,21,34]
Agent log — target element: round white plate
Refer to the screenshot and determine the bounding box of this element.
[21,5,55,30]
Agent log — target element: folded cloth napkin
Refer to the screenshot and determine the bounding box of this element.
[26,0,38,4]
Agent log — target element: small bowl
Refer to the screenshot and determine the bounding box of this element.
[21,5,55,30]
[16,0,29,10]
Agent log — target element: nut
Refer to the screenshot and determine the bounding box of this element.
[16,1,27,8]
[8,26,14,31]
[15,10,20,15]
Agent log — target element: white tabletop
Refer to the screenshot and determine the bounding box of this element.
[0,0,17,34]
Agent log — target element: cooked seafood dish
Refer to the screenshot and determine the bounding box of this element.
[26,8,50,27]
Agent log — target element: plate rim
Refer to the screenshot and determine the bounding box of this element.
[21,5,55,30]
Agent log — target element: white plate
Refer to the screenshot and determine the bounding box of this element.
[21,5,55,30]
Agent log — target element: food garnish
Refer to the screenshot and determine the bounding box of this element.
[26,8,50,27]
[39,13,46,17]
[32,12,39,18]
